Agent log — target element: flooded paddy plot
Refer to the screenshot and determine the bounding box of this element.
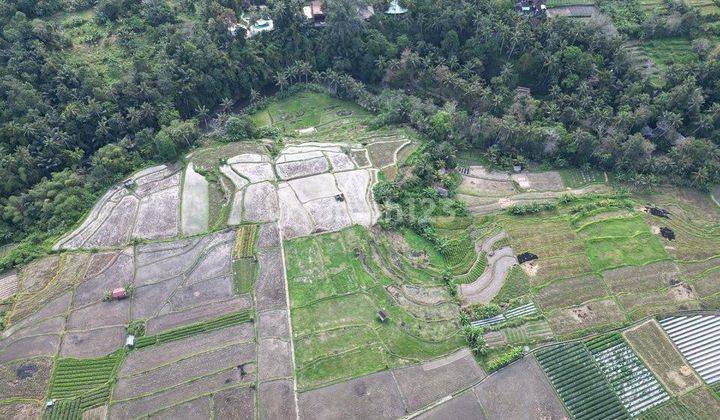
[459,246,516,306]
[219,141,383,238]
[180,162,209,235]
[0,270,17,301]
[55,165,181,250]
[624,319,702,395]
[474,355,568,420]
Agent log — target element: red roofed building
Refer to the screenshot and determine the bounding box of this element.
[112,287,128,300]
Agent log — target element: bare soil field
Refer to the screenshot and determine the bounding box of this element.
[258,380,297,420]
[298,370,406,419]
[0,334,61,363]
[258,338,294,382]
[511,171,564,191]
[473,355,568,420]
[211,386,254,419]
[0,402,41,420]
[0,357,52,400]
[393,349,486,412]
[258,309,290,339]
[109,368,252,419]
[114,343,255,400]
[416,390,487,419]
[623,319,702,395]
[254,247,287,312]
[150,396,211,419]
[59,326,125,358]
[145,296,251,335]
[119,323,253,376]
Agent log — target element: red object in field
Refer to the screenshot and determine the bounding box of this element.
[112,287,127,300]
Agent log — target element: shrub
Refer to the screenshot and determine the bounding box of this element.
[464,303,501,320]
[507,202,557,215]
[486,346,524,372]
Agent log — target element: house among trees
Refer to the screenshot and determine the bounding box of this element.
[386,0,408,15]
[304,1,375,25]
[311,0,326,26]
[641,123,669,139]
[515,0,546,17]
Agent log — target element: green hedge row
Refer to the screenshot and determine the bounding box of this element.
[135,310,253,349]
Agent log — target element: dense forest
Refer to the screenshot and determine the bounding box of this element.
[2,0,720,264]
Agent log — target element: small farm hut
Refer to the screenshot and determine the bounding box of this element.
[377,310,390,323]
[112,287,128,300]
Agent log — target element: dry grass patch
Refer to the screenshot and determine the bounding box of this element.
[603,261,679,294]
[618,286,700,321]
[547,298,625,337]
[534,274,607,310]
[623,320,702,395]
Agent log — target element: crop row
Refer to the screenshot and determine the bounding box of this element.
[135,310,253,349]
[587,334,669,416]
[49,350,125,399]
[535,342,629,420]
[43,398,80,420]
[234,224,258,258]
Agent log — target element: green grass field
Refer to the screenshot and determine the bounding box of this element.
[286,226,465,390]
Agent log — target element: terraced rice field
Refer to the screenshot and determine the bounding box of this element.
[286,226,464,389]
[659,315,720,384]
[586,334,669,416]
[535,342,629,419]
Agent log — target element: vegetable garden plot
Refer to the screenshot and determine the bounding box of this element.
[659,315,720,384]
[586,334,669,416]
[535,342,630,420]
[45,350,124,418]
[470,302,538,328]
[234,225,258,258]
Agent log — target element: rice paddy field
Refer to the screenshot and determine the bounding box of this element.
[4,90,720,419]
[285,226,465,390]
